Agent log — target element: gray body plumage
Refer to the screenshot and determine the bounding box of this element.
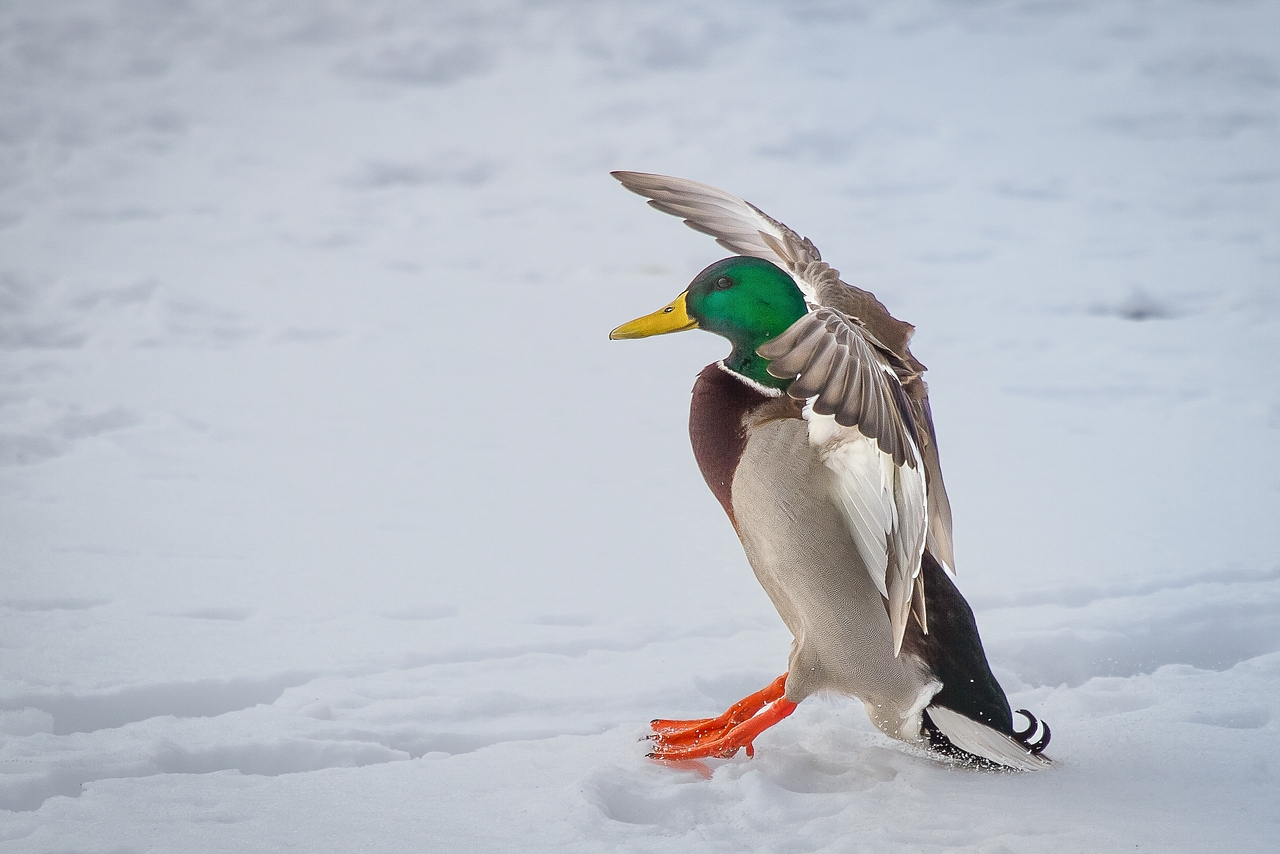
[732,409,938,744]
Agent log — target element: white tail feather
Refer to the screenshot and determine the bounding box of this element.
[926,705,1051,772]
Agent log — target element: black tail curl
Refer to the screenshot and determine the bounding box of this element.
[1012,709,1051,755]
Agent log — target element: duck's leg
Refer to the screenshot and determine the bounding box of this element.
[651,674,786,736]
[649,674,797,760]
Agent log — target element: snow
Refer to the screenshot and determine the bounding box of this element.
[2,0,1278,850]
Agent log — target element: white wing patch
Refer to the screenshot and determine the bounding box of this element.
[807,408,928,657]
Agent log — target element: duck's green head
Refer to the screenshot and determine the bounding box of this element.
[610,256,808,389]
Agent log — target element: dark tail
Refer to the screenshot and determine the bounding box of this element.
[903,552,1052,769]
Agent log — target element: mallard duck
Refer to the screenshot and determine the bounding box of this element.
[609,172,1051,771]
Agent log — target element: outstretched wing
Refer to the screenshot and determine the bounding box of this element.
[611,171,955,575]
[758,307,929,656]
[611,170,824,301]
[758,308,920,468]
[612,171,916,363]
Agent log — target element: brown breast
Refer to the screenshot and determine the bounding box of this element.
[688,363,803,527]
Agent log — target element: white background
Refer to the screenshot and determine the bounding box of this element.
[2,1,1277,851]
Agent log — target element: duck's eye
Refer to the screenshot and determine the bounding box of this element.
[663,306,673,313]
[715,277,732,290]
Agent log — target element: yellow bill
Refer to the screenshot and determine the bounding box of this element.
[610,292,698,339]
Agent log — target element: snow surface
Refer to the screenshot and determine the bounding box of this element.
[2,1,1278,850]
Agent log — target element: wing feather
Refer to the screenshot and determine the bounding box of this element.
[810,350,850,417]
[763,319,826,378]
[613,171,823,301]
[840,354,866,427]
[787,334,838,399]
[759,309,916,469]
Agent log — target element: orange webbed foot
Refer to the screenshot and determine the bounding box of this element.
[648,674,796,761]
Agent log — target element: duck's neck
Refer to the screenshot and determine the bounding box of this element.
[723,345,790,391]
